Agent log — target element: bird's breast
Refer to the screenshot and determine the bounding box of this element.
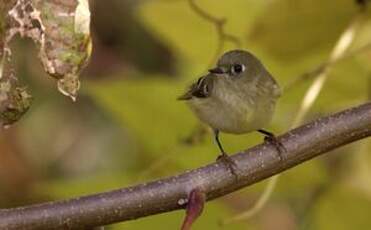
[187,82,277,134]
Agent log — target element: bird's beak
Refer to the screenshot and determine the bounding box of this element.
[208,67,227,74]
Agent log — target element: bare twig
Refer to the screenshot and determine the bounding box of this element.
[0,102,371,229]
[188,0,241,66]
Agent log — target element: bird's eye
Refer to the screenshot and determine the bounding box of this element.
[231,64,245,75]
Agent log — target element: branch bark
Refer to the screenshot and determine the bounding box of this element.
[1,102,371,229]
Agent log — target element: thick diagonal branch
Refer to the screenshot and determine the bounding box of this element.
[1,102,371,229]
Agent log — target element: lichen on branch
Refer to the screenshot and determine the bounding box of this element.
[0,0,91,126]
[0,0,32,127]
[0,48,32,127]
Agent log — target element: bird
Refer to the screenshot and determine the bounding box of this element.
[178,49,282,175]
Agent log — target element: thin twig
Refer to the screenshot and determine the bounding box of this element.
[0,102,371,229]
[188,0,241,66]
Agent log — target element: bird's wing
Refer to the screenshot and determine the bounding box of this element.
[178,75,214,100]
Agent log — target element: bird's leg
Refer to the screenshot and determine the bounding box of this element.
[214,129,227,157]
[213,129,238,176]
[257,129,286,160]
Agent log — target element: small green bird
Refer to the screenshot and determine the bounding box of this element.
[179,49,282,173]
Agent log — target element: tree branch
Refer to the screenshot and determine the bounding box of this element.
[1,102,371,229]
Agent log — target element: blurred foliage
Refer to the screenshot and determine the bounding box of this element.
[115,201,248,230]
[1,0,371,229]
[250,0,358,59]
[312,185,371,230]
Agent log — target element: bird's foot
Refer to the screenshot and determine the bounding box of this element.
[258,129,286,161]
[216,153,239,178]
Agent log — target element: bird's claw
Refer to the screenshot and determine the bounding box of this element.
[263,134,286,160]
[216,153,239,178]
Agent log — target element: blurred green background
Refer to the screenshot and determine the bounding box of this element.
[1,0,371,229]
